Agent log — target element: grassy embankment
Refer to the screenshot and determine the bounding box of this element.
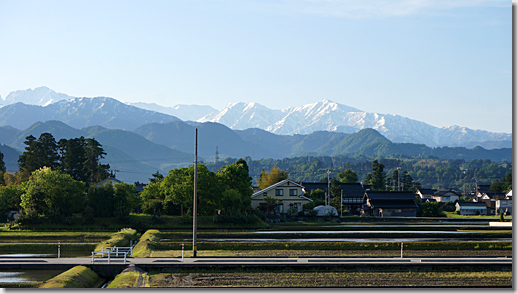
[93,228,140,253]
[38,265,103,288]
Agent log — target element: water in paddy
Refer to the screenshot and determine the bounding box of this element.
[0,250,93,258]
[0,269,65,283]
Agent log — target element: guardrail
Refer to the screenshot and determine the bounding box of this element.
[101,246,133,257]
[91,251,128,264]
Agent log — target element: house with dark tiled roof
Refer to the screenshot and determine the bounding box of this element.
[301,182,369,215]
[362,191,419,217]
[416,188,437,202]
[433,189,461,203]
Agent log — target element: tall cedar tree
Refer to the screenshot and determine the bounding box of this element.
[19,133,109,186]
[18,133,60,174]
[369,160,387,191]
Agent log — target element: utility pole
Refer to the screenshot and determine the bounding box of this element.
[397,167,401,191]
[340,189,343,217]
[215,146,219,170]
[193,129,198,258]
[327,170,331,206]
[473,178,478,202]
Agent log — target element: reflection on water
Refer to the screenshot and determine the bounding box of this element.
[256,230,468,234]
[0,239,105,243]
[0,251,92,258]
[0,270,64,283]
[195,238,513,243]
[0,254,52,258]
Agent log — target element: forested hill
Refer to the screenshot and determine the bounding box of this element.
[0,120,512,184]
[207,155,512,191]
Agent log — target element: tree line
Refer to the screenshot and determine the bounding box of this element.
[205,155,512,192]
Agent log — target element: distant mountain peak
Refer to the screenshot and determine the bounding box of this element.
[2,86,73,106]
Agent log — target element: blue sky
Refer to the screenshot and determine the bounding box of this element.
[0,0,512,133]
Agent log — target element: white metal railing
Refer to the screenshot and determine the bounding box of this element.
[101,246,133,257]
[91,251,128,264]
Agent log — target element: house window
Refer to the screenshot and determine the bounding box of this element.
[263,192,267,196]
[275,189,283,196]
[289,189,297,196]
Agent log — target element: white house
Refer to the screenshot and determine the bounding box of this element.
[251,180,312,214]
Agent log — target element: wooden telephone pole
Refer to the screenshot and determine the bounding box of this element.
[193,129,198,257]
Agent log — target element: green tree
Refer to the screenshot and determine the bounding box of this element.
[418,202,446,217]
[84,184,115,217]
[59,137,87,182]
[18,133,60,174]
[113,182,138,221]
[162,165,223,216]
[256,166,289,189]
[221,189,242,214]
[149,170,164,184]
[0,185,22,221]
[337,168,358,183]
[83,138,110,186]
[20,167,85,220]
[309,189,325,202]
[367,160,386,191]
[217,160,253,213]
[330,177,342,199]
[489,179,503,193]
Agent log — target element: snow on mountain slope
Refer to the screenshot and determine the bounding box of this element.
[197,99,511,147]
[1,86,73,106]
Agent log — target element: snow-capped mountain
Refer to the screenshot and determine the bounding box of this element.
[128,102,217,121]
[198,100,511,147]
[0,97,180,131]
[1,86,73,106]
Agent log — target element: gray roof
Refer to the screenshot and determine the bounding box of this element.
[364,191,416,201]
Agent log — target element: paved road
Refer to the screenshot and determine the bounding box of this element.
[0,256,512,266]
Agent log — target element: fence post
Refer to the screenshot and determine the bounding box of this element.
[108,253,110,264]
[124,252,127,264]
[58,241,60,259]
[182,242,184,262]
[92,252,95,264]
[401,241,403,258]
[116,247,119,257]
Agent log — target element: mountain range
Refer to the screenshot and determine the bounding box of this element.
[0,87,511,149]
[0,119,511,183]
[198,100,512,148]
[0,87,512,183]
